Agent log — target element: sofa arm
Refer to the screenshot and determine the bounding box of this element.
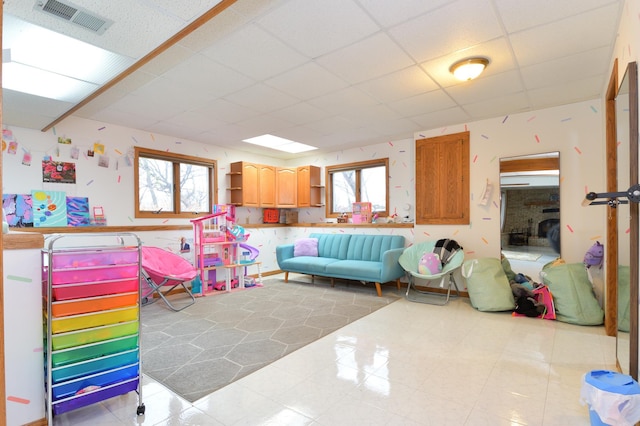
[276,244,295,268]
[380,247,406,282]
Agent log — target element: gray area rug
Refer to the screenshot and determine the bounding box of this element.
[140,277,401,402]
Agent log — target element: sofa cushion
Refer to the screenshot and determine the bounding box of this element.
[326,260,381,282]
[294,238,318,257]
[278,256,339,275]
[310,233,352,259]
[345,234,405,262]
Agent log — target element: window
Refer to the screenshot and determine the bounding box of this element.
[134,147,217,218]
[415,131,469,224]
[326,159,388,217]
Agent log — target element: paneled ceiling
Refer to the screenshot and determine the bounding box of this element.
[3,0,624,159]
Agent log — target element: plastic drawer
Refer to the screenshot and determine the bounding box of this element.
[52,363,139,400]
[52,292,138,317]
[51,264,139,285]
[51,248,139,268]
[51,307,138,334]
[52,321,138,351]
[52,378,139,416]
[52,349,139,384]
[52,335,139,368]
[52,278,139,300]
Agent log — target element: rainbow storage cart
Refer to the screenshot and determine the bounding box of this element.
[42,233,145,422]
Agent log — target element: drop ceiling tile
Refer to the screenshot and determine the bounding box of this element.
[178,7,249,52]
[131,77,212,110]
[236,113,295,135]
[367,117,422,137]
[445,70,524,106]
[411,106,471,131]
[462,92,530,119]
[224,83,300,113]
[269,102,332,125]
[509,3,619,66]
[341,104,401,127]
[139,44,195,77]
[257,0,380,58]
[164,111,229,131]
[389,0,503,63]
[2,89,73,128]
[145,0,223,21]
[317,33,414,84]
[387,89,457,116]
[356,66,439,103]
[201,24,308,80]
[192,99,261,123]
[265,62,349,100]
[528,75,603,109]
[160,54,256,98]
[90,107,161,130]
[357,0,455,27]
[106,92,185,122]
[494,0,619,33]
[306,116,361,135]
[307,87,379,114]
[420,38,516,88]
[520,47,610,90]
[273,125,325,145]
[144,121,206,142]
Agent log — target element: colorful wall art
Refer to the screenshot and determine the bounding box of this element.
[32,190,68,227]
[2,194,33,227]
[66,196,91,227]
[42,160,76,184]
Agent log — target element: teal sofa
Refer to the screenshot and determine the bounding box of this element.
[276,233,406,296]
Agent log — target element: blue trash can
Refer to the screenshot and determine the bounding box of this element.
[581,370,640,425]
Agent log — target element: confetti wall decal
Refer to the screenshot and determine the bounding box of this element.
[561,117,572,122]
[528,115,536,122]
[574,146,582,154]
[473,154,478,163]
[535,134,540,143]
[98,126,106,131]
[590,105,598,113]
[6,275,32,283]
[481,237,488,244]
[502,115,509,123]
[481,134,489,139]
[7,396,30,404]
[566,224,574,233]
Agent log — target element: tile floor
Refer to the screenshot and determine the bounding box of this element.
[51,273,615,426]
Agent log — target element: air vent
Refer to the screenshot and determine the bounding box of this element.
[34,0,113,35]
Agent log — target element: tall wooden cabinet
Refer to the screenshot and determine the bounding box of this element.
[297,165,324,207]
[276,167,297,207]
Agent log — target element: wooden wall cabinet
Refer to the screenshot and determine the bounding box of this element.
[276,167,297,208]
[259,164,276,207]
[228,162,323,208]
[227,162,260,207]
[297,165,324,207]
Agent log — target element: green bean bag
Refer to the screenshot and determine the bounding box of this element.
[540,263,603,325]
[462,258,515,312]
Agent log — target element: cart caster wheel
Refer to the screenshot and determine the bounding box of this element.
[136,404,145,415]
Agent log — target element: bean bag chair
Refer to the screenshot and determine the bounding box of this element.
[462,258,515,312]
[540,263,603,325]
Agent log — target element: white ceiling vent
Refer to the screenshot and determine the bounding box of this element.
[33,0,113,35]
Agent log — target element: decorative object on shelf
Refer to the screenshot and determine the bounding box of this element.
[337,212,348,223]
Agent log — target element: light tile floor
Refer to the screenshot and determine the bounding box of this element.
[52,274,615,426]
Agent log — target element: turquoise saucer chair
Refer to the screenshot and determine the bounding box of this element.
[398,241,464,305]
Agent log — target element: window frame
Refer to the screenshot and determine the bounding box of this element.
[134,147,217,219]
[325,158,389,218]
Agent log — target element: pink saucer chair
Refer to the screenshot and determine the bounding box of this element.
[141,246,197,312]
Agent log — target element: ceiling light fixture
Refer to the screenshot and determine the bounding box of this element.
[449,57,489,81]
[242,134,317,154]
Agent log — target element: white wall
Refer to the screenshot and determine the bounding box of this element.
[3,96,606,269]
